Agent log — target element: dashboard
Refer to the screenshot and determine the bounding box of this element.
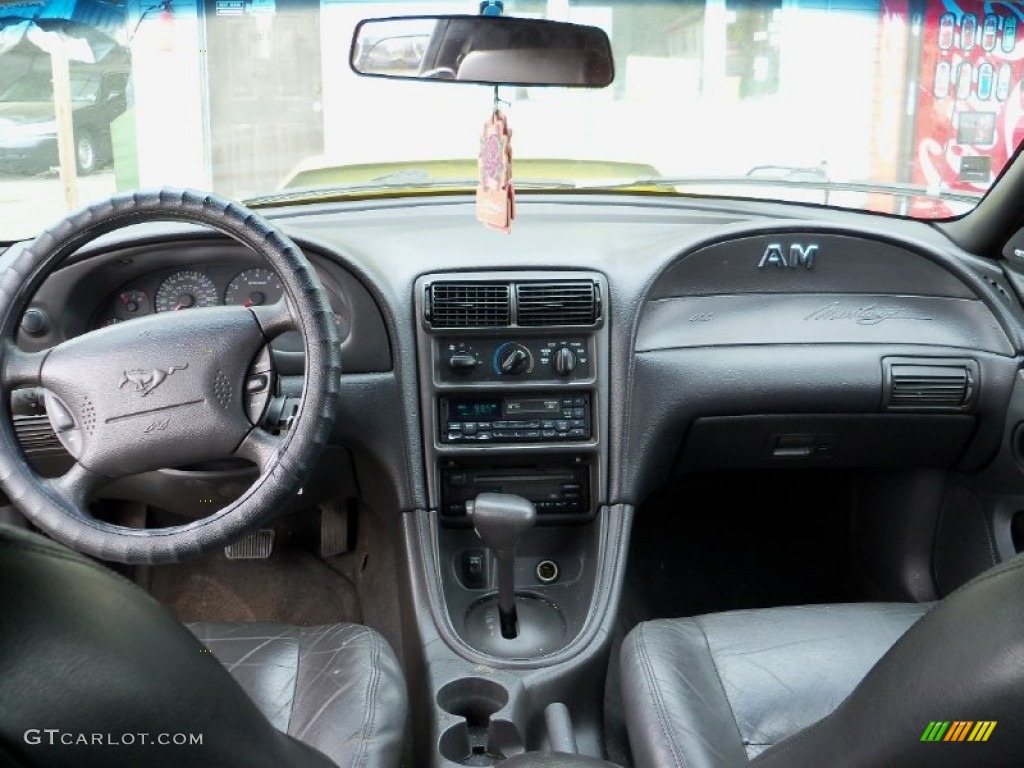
[8,193,1024,517]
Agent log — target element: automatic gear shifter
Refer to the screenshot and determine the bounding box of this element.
[466,492,536,638]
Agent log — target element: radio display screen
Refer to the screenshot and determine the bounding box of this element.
[504,397,561,416]
[450,398,502,421]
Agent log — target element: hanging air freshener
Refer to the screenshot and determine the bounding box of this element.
[476,89,515,233]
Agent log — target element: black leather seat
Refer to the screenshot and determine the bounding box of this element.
[621,555,1024,768]
[187,623,406,767]
[0,524,407,768]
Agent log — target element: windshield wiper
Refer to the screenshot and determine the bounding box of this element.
[245,176,577,208]
[588,174,983,209]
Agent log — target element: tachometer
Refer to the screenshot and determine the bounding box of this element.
[224,268,283,307]
[116,289,150,319]
[154,270,220,312]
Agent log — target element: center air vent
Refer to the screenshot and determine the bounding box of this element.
[427,282,511,328]
[516,281,600,326]
[884,359,978,410]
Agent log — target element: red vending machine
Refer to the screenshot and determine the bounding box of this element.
[911,2,1024,215]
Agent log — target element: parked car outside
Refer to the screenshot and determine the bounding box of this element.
[0,64,128,175]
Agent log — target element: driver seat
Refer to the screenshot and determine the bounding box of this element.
[620,553,1024,767]
[0,524,407,768]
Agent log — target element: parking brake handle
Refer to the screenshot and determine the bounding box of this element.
[466,492,536,639]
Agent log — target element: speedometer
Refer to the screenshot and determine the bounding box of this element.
[154,271,220,312]
[224,268,283,307]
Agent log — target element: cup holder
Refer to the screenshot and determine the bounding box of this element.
[437,678,522,765]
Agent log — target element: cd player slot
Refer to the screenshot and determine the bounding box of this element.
[440,457,592,524]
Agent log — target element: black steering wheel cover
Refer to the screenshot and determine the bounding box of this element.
[0,189,340,563]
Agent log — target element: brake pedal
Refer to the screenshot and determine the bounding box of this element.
[224,529,275,560]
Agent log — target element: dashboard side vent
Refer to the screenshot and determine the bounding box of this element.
[426,282,511,328]
[516,281,600,327]
[14,415,66,455]
[884,359,977,410]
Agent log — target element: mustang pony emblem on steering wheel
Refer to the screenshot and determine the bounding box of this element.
[118,364,188,396]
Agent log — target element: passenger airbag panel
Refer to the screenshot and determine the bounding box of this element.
[649,234,977,298]
[637,294,1012,354]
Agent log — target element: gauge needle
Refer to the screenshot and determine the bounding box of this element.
[243,299,254,307]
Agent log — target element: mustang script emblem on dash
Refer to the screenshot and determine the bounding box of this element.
[118,364,188,396]
[804,302,933,326]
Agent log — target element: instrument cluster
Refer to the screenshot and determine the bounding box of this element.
[96,266,286,327]
[94,264,351,342]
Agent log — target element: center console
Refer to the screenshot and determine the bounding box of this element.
[410,271,625,766]
[417,272,606,530]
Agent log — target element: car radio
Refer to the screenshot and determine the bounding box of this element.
[440,393,591,443]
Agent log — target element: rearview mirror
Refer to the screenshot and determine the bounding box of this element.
[350,15,614,88]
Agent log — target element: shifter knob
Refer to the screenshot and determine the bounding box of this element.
[467,493,536,639]
[467,492,536,550]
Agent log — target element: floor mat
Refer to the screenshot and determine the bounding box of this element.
[142,546,362,626]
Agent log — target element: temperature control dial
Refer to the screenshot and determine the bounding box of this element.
[495,342,533,375]
[552,347,577,376]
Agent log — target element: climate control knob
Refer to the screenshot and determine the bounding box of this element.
[448,352,479,373]
[496,343,533,375]
[552,347,577,376]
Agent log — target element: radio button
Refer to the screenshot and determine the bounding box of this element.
[571,408,585,419]
[448,433,463,442]
[562,397,573,407]
[542,429,557,438]
[476,432,493,441]
[555,420,569,432]
[541,420,556,429]
[463,423,478,436]
[568,428,587,438]
[523,430,541,439]
[573,396,586,406]
[570,419,585,428]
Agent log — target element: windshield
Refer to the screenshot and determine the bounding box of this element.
[0,0,1018,239]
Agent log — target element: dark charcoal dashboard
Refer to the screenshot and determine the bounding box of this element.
[8,196,1024,516]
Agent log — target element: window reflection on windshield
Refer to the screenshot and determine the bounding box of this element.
[0,73,102,103]
[0,0,1019,239]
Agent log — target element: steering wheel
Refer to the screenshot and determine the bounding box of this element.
[0,189,340,564]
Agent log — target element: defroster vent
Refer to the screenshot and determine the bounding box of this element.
[427,282,511,328]
[884,359,978,410]
[516,281,600,327]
